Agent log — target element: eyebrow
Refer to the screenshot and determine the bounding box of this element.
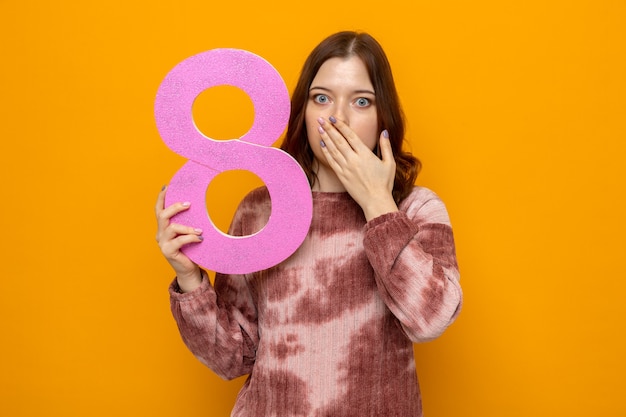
[309,86,375,95]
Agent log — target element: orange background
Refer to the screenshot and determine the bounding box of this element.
[1,1,625,416]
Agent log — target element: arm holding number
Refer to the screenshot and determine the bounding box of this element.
[157,185,260,379]
[168,270,260,380]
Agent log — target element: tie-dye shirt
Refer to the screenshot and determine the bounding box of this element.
[169,186,462,417]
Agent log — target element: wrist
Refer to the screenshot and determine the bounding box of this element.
[176,268,203,293]
[362,197,398,222]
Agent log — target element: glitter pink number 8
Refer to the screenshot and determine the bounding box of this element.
[155,49,312,275]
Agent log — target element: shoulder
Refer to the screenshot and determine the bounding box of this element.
[399,186,452,226]
[398,186,443,211]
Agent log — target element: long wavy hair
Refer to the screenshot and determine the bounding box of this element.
[280,31,421,204]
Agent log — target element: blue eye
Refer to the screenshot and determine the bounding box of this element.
[314,94,329,104]
[355,97,370,107]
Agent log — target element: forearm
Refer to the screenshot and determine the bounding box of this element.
[175,266,203,293]
[361,193,398,222]
[364,210,463,342]
[169,274,257,379]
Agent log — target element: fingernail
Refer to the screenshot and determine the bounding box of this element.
[194,228,203,234]
[320,140,326,148]
[198,236,204,241]
[182,202,191,207]
[383,129,389,138]
[329,116,337,123]
[161,185,167,191]
[318,126,325,134]
[317,117,325,125]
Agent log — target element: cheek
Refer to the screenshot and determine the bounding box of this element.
[305,118,324,159]
[304,107,318,143]
[355,118,379,151]
[305,120,319,148]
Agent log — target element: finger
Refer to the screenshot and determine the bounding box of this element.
[319,135,347,177]
[318,117,355,159]
[157,222,203,247]
[317,123,348,167]
[328,116,370,154]
[156,201,192,231]
[155,185,167,215]
[379,130,396,191]
[159,223,203,241]
[379,130,394,162]
[160,233,203,258]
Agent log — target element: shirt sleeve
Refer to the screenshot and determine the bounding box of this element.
[169,270,259,380]
[363,187,463,343]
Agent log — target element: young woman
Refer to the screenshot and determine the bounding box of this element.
[155,31,462,417]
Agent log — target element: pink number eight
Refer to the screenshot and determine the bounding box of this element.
[155,49,312,274]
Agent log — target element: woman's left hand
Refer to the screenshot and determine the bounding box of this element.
[318,116,398,220]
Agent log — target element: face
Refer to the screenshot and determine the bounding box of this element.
[305,56,379,168]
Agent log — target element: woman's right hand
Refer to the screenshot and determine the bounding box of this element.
[155,186,204,292]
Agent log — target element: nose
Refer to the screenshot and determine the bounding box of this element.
[333,101,349,126]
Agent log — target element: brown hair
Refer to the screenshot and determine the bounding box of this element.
[280,31,421,204]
